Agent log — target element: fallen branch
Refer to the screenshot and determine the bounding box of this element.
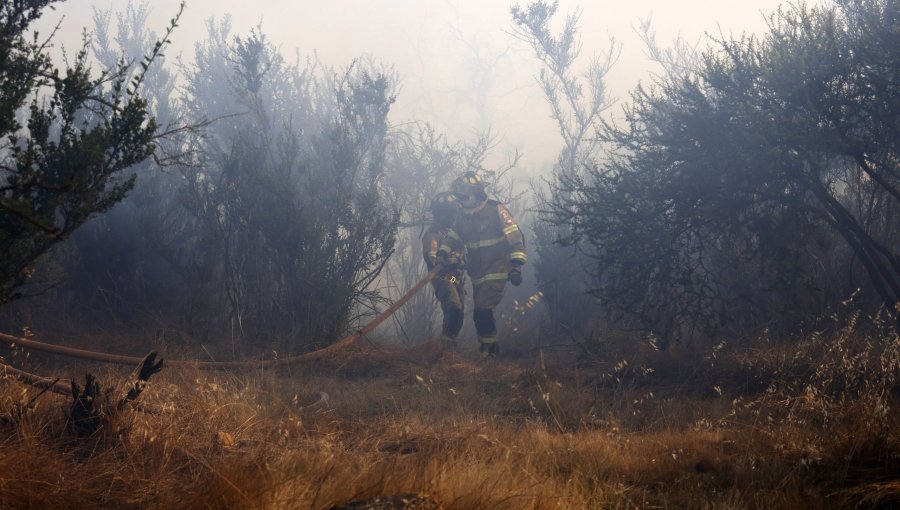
[68,374,103,437]
[119,351,164,410]
[66,351,165,437]
[0,361,70,395]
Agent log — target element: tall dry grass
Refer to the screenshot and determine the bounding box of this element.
[0,310,897,509]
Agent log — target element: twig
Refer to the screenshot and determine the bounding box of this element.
[26,377,60,408]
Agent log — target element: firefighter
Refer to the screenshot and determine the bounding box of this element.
[423,192,466,349]
[437,171,526,358]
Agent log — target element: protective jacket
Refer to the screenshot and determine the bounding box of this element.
[423,226,461,272]
[438,199,526,292]
[422,224,465,338]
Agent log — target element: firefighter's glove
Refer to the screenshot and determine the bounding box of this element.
[508,267,523,286]
[438,254,460,275]
[442,253,460,267]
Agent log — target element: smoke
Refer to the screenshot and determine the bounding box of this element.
[34,0,800,173]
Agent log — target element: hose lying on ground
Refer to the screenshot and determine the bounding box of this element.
[0,268,439,369]
[1,268,438,401]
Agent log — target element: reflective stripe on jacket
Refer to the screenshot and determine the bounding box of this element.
[438,199,526,280]
[423,225,465,270]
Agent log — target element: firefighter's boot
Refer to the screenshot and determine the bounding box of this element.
[479,336,499,359]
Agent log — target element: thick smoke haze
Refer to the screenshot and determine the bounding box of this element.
[36,0,800,171]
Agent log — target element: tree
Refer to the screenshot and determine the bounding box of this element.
[49,2,189,331]
[547,0,900,346]
[510,0,618,335]
[0,0,178,303]
[4,14,404,353]
[176,23,400,351]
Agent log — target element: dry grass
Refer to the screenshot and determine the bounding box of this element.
[0,315,898,509]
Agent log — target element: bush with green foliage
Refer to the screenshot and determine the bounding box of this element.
[547,0,900,346]
[510,0,618,336]
[167,23,401,350]
[0,0,174,303]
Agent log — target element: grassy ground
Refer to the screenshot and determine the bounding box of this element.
[0,316,897,509]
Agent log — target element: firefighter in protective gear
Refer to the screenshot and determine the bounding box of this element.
[423,192,466,348]
[437,171,526,358]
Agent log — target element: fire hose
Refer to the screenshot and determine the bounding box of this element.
[0,268,439,392]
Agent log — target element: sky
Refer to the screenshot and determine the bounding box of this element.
[34,0,811,172]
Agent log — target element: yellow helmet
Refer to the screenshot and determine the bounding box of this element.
[431,191,458,224]
[451,171,487,202]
